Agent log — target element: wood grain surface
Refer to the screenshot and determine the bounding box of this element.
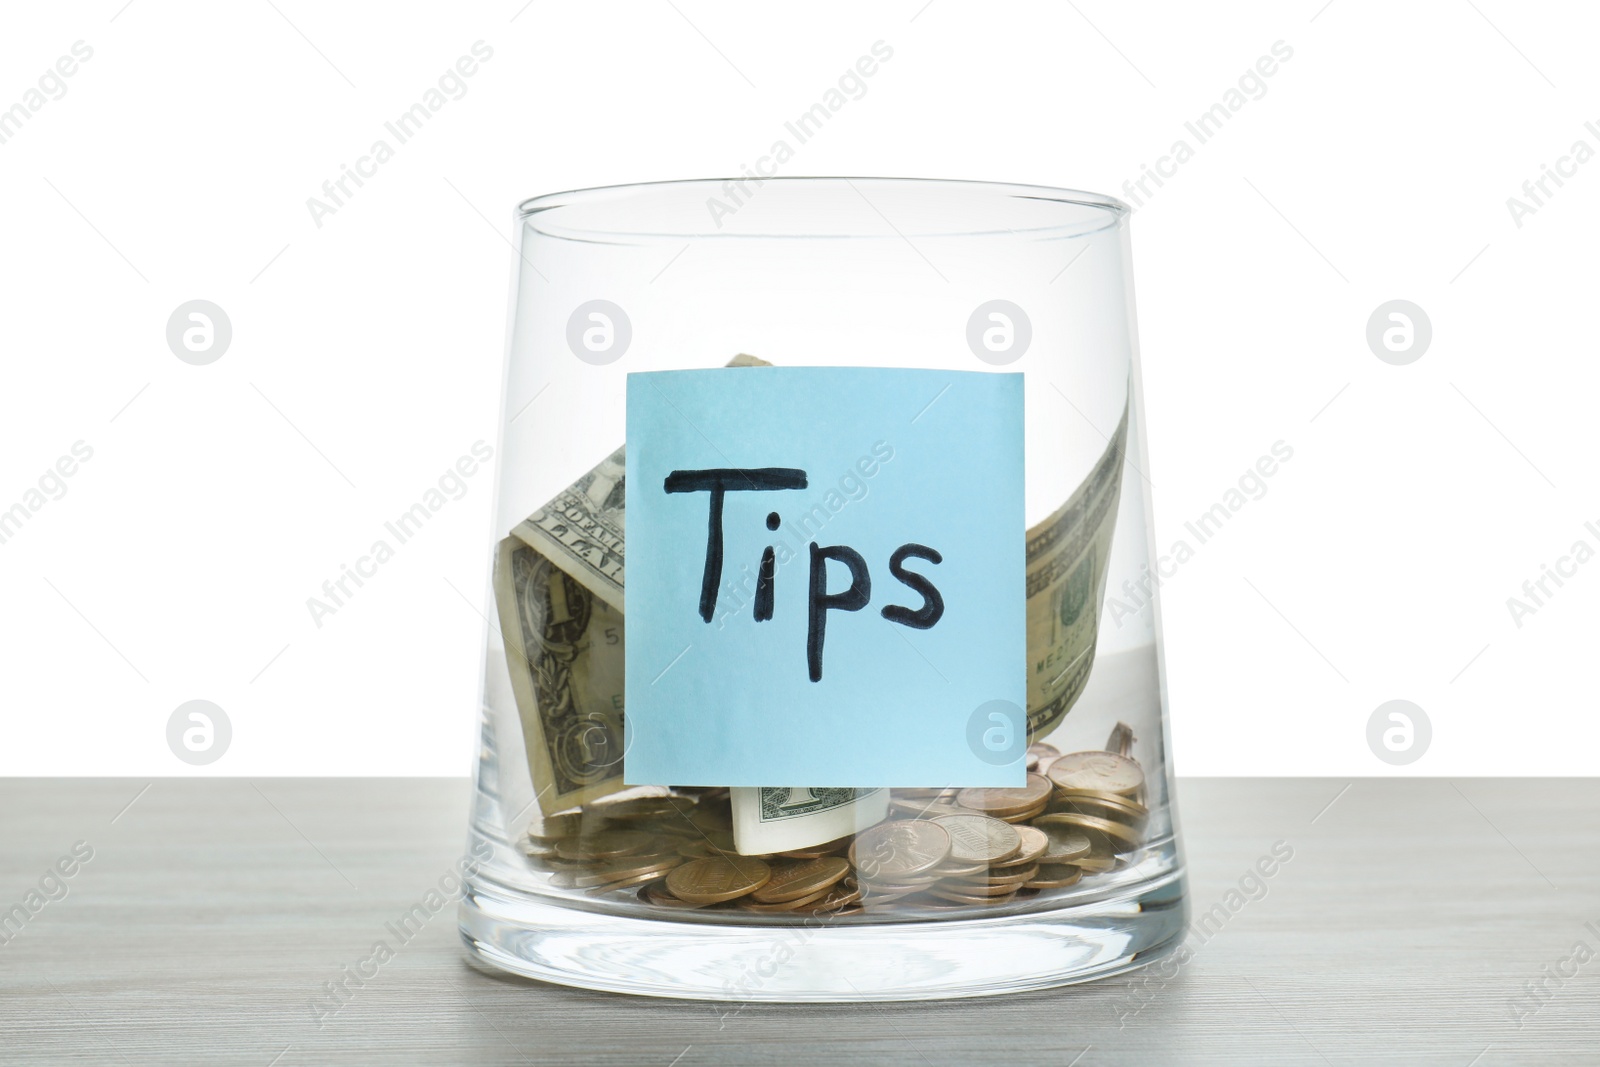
[1,777,1596,1065]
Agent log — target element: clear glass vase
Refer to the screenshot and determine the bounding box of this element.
[458,178,1187,1001]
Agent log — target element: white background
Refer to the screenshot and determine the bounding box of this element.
[1,1,1594,776]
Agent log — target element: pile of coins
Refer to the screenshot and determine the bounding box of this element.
[524,790,867,916]
[521,725,1151,917]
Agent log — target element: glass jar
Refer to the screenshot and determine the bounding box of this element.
[459,178,1187,1000]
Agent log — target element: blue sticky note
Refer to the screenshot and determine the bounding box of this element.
[624,367,1025,787]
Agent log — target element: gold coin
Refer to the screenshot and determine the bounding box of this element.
[849,820,951,880]
[930,814,1022,864]
[955,774,1053,818]
[750,857,850,903]
[1047,751,1144,798]
[554,829,653,860]
[1036,811,1141,853]
[1024,864,1083,889]
[665,856,772,904]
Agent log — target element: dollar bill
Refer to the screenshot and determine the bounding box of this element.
[1024,400,1129,741]
[493,536,627,816]
[731,787,889,856]
[511,446,626,614]
[495,355,769,817]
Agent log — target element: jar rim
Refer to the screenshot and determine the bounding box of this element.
[515,177,1128,242]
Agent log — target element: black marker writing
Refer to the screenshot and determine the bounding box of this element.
[879,543,944,629]
[664,468,807,622]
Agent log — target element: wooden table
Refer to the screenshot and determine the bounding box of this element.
[2,778,1595,1065]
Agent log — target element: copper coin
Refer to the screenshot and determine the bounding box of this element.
[1075,853,1118,874]
[931,859,990,878]
[927,886,1018,906]
[642,884,706,909]
[554,829,653,860]
[1024,864,1084,889]
[1037,811,1141,853]
[571,855,681,887]
[956,774,1053,818]
[687,806,733,832]
[527,810,583,842]
[738,883,837,912]
[1034,823,1095,864]
[674,829,738,858]
[1026,742,1060,773]
[888,798,974,819]
[856,878,932,901]
[586,870,675,896]
[806,882,864,912]
[776,835,851,859]
[1047,751,1144,798]
[855,870,943,891]
[751,857,851,903]
[993,825,1050,868]
[951,864,1039,890]
[529,856,599,875]
[585,794,696,821]
[942,877,1029,897]
[849,820,951,880]
[930,814,1021,864]
[665,856,772,904]
[1050,786,1142,806]
[1053,793,1150,832]
[890,898,974,913]
[997,803,1049,824]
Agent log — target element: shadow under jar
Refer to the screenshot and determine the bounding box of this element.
[459,178,1187,1001]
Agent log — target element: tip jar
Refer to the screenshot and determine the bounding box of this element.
[458,178,1187,1000]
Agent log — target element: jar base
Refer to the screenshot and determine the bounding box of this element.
[458,869,1188,1002]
